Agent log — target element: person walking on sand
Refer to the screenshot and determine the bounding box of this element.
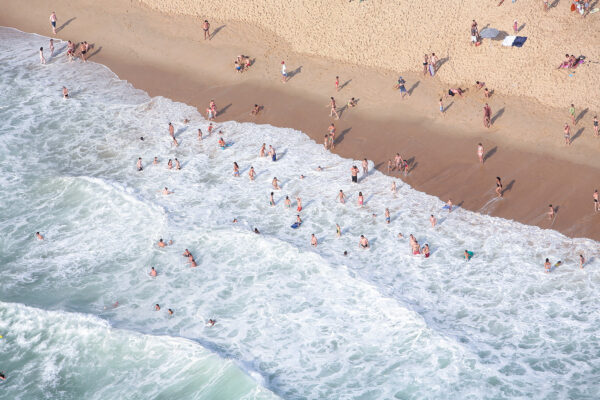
[203,20,210,40]
[496,177,503,198]
[328,123,336,148]
[49,12,57,35]
[513,19,518,34]
[439,98,444,116]
[593,189,599,212]
[39,47,46,64]
[335,76,340,92]
[422,54,429,76]
[351,165,359,183]
[430,53,438,73]
[281,61,288,83]
[477,143,484,164]
[395,76,409,99]
[547,204,555,220]
[564,123,571,146]
[569,104,576,125]
[593,115,598,137]
[483,103,492,128]
[327,97,340,119]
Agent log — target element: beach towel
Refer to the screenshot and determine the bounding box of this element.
[479,28,499,39]
[512,36,527,47]
[502,35,516,47]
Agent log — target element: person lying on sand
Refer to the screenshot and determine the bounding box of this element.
[446,88,465,98]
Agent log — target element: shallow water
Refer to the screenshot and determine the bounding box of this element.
[1,27,600,400]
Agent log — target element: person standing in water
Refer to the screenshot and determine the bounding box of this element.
[39,47,46,64]
[269,192,275,206]
[272,177,280,190]
[136,157,143,171]
[359,235,370,249]
[49,12,57,35]
[580,254,585,269]
[391,181,397,195]
[544,258,551,273]
[351,165,359,183]
[362,158,369,175]
[296,197,303,212]
[248,166,256,181]
[495,177,503,198]
[385,208,391,224]
[594,189,599,212]
[168,122,175,138]
[336,224,341,237]
[477,143,484,164]
[337,190,346,204]
[328,123,336,149]
[203,20,211,40]
[357,192,364,206]
[430,214,437,227]
[310,234,318,247]
[233,162,239,177]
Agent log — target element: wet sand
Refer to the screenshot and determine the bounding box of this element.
[3,0,600,240]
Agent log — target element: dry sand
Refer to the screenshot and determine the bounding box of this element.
[3,0,600,240]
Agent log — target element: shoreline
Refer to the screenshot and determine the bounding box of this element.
[3,0,600,240]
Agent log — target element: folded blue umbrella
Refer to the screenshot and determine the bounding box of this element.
[512,36,527,47]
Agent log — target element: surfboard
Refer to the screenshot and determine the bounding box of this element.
[466,251,474,260]
[220,142,234,149]
[291,222,301,229]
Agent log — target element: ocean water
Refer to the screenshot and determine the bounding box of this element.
[1,27,600,400]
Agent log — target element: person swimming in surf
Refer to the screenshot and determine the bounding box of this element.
[35,232,44,240]
[207,319,216,327]
[155,304,161,311]
[465,250,473,261]
[150,267,157,277]
[254,228,260,234]
[359,235,370,249]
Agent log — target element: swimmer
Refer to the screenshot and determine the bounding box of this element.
[317,166,323,172]
[249,166,256,181]
[580,254,585,269]
[359,235,370,249]
[300,175,305,180]
[544,258,551,273]
[140,137,144,141]
[421,244,430,258]
[0,372,5,381]
[167,159,173,169]
[150,267,157,277]
[272,177,280,190]
[430,214,436,227]
[233,162,240,177]
[362,158,369,175]
[254,228,260,234]
[547,204,555,220]
[311,234,318,247]
[397,232,404,239]
[35,232,44,240]
[62,86,69,98]
[343,250,348,256]
[175,159,181,170]
[284,195,291,207]
[233,218,238,223]
[296,197,303,212]
[136,157,143,171]
[168,309,174,316]
[464,250,473,261]
[411,240,420,255]
[157,238,167,247]
[155,304,161,311]
[337,189,346,204]
[385,208,391,224]
[207,319,216,327]
[162,187,172,195]
[269,192,275,206]
[336,223,341,237]
[357,192,364,206]
[153,157,159,165]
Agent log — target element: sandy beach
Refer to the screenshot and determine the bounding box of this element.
[3,0,600,240]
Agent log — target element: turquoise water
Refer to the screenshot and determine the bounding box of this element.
[1,27,600,399]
